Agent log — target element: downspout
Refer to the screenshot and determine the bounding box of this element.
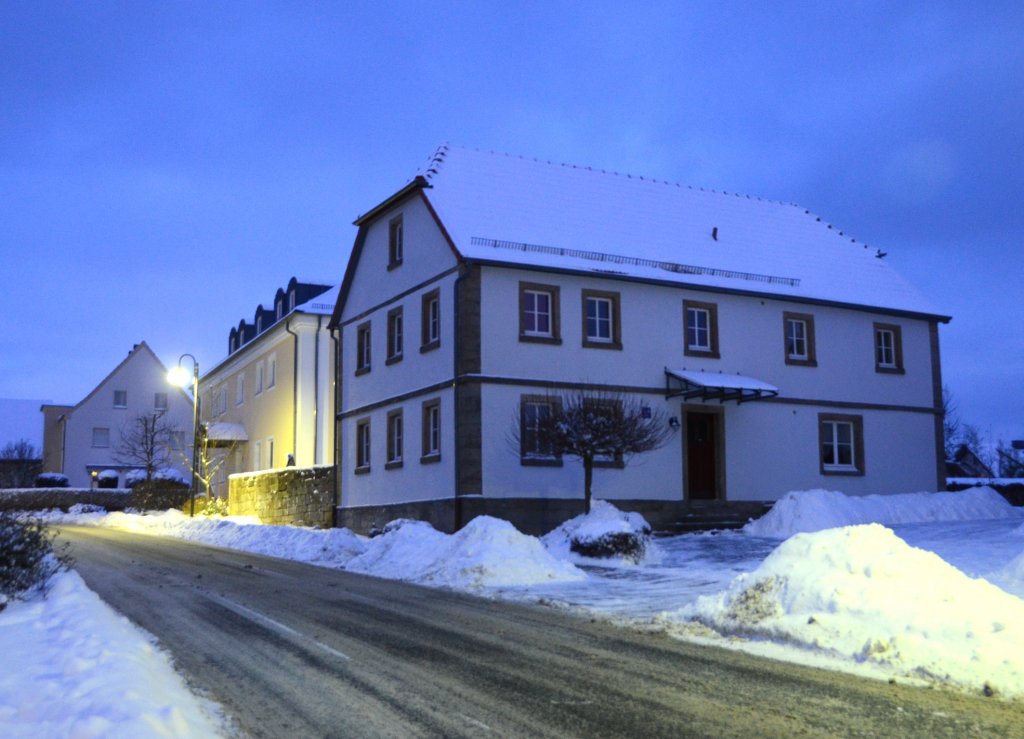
[285,316,299,464]
[330,325,341,526]
[313,315,322,464]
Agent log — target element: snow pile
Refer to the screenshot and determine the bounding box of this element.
[349,516,587,589]
[0,570,225,737]
[988,551,1024,600]
[39,508,367,568]
[676,524,1024,697]
[744,487,1021,538]
[543,501,657,564]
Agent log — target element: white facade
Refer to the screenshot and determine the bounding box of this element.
[44,343,193,487]
[332,147,948,533]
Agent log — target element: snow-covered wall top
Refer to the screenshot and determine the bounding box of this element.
[415,146,945,319]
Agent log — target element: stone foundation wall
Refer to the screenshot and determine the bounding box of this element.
[229,466,336,528]
[336,496,774,536]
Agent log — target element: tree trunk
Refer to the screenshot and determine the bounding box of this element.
[583,455,593,513]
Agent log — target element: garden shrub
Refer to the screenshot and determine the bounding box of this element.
[0,513,72,612]
[130,479,190,511]
[35,472,69,488]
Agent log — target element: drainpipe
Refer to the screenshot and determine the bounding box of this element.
[313,315,322,464]
[330,325,341,526]
[285,316,299,464]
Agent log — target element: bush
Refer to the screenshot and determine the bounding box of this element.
[196,495,229,517]
[35,472,69,488]
[0,513,72,612]
[570,531,649,562]
[130,479,190,511]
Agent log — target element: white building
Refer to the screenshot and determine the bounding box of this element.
[41,342,193,488]
[329,146,949,534]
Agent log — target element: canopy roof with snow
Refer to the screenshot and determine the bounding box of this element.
[356,145,947,321]
[665,368,779,404]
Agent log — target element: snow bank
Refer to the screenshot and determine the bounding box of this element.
[745,487,1021,538]
[988,551,1024,600]
[349,516,587,589]
[0,570,225,737]
[38,508,367,568]
[677,524,1024,697]
[542,500,658,565]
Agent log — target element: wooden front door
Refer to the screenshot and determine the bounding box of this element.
[685,410,719,500]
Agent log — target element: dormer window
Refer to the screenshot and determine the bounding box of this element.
[276,301,283,320]
[289,292,295,311]
[256,315,263,333]
[388,215,404,270]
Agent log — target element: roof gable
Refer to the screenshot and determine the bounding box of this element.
[69,342,188,413]
[413,145,946,319]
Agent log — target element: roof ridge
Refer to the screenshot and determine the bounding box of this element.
[427,144,799,207]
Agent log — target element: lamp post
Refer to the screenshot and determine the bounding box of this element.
[168,354,200,517]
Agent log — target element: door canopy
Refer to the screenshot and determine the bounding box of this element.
[665,368,779,404]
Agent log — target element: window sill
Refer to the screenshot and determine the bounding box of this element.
[355,366,371,376]
[684,348,720,359]
[521,456,564,467]
[785,357,818,367]
[385,460,403,470]
[519,334,562,345]
[354,466,371,475]
[875,366,905,375]
[385,355,403,366]
[821,467,864,476]
[582,340,622,351]
[420,453,442,465]
[420,340,441,354]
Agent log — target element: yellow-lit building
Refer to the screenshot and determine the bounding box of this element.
[199,277,337,498]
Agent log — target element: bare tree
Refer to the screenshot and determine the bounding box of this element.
[115,411,181,482]
[0,439,41,488]
[510,390,671,513]
[941,385,961,459]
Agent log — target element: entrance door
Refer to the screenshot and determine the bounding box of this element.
[685,410,720,500]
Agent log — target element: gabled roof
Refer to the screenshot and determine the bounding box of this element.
[67,342,189,413]
[378,145,946,320]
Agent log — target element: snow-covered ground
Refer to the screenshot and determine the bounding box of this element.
[6,486,1024,734]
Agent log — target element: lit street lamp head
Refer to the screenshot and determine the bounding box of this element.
[167,364,192,388]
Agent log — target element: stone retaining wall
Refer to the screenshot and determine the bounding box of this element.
[228,466,336,528]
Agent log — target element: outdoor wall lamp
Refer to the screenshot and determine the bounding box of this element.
[668,416,680,430]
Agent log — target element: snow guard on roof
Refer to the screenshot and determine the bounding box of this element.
[665,368,779,404]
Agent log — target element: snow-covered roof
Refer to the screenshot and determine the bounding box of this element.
[205,422,248,442]
[413,146,946,319]
[295,284,339,315]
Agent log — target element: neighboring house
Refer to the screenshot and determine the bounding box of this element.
[199,277,337,499]
[945,443,994,478]
[329,145,950,534]
[40,342,193,487]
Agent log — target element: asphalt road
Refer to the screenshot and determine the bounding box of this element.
[57,526,1024,738]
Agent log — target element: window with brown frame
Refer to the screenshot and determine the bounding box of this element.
[519,395,563,466]
[783,312,817,366]
[421,288,441,352]
[873,323,904,374]
[386,306,403,365]
[421,398,441,463]
[519,282,561,344]
[684,300,719,358]
[818,413,864,475]
[355,418,371,473]
[388,215,403,270]
[581,289,622,350]
[355,321,371,375]
[386,409,403,469]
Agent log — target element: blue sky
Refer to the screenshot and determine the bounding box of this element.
[1,1,1021,448]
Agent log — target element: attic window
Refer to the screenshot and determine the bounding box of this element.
[289,292,295,311]
[388,215,404,270]
[113,390,127,408]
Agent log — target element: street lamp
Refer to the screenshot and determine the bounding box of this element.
[168,354,200,517]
